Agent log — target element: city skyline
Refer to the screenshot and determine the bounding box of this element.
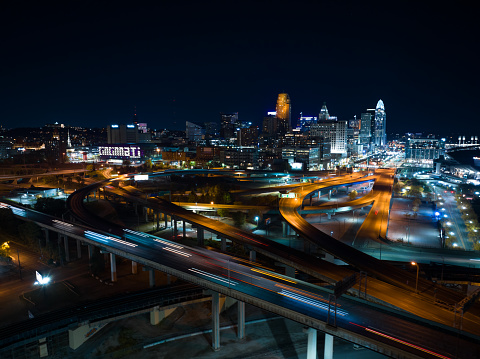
[1,2,478,135]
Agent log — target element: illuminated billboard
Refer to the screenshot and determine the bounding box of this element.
[98,145,143,160]
[134,174,149,181]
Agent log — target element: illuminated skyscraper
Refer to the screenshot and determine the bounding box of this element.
[319,102,330,120]
[275,93,291,135]
[373,99,386,147]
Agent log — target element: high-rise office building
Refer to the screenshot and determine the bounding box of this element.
[373,99,387,147]
[275,93,291,135]
[262,113,277,138]
[186,121,205,142]
[319,102,330,120]
[107,124,151,144]
[220,112,238,140]
[359,110,374,151]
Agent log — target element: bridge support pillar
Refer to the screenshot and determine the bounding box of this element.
[144,207,148,223]
[63,236,70,262]
[327,213,331,220]
[110,253,117,282]
[324,333,333,359]
[304,327,317,359]
[43,228,49,244]
[221,237,226,251]
[237,301,245,340]
[328,189,332,200]
[156,212,160,230]
[134,204,138,215]
[173,217,177,237]
[197,228,204,246]
[310,194,313,205]
[150,306,175,325]
[183,221,186,238]
[57,237,64,266]
[132,261,138,274]
[87,244,93,260]
[324,252,334,263]
[282,222,290,236]
[165,214,168,228]
[212,291,220,351]
[76,239,82,259]
[249,250,256,262]
[149,268,155,288]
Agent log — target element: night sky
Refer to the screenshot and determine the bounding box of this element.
[1,1,478,136]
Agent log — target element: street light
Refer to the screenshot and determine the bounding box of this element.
[411,262,419,294]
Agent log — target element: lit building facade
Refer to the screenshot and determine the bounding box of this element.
[275,93,291,136]
[405,138,445,165]
[373,99,387,147]
[107,124,151,144]
[310,120,347,154]
[185,121,205,142]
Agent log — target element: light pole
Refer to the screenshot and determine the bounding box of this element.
[411,261,419,294]
[255,216,259,227]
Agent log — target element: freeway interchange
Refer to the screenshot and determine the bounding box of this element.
[2,168,480,358]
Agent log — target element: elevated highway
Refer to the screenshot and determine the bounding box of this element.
[5,199,480,358]
[100,178,480,321]
[279,169,480,318]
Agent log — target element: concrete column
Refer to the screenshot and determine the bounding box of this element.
[63,236,70,262]
[144,207,148,223]
[76,239,82,259]
[249,250,256,262]
[327,213,331,220]
[328,189,332,200]
[197,228,204,246]
[150,306,175,325]
[221,237,227,252]
[87,244,93,260]
[212,291,220,351]
[305,328,317,359]
[165,214,168,228]
[149,269,155,288]
[110,253,117,282]
[43,228,49,244]
[156,212,160,230]
[173,217,177,237]
[57,237,64,266]
[132,261,138,274]
[310,194,313,205]
[134,204,138,215]
[282,222,288,237]
[183,221,186,238]
[324,333,333,359]
[237,301,245,340]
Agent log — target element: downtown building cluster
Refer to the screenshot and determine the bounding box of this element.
[176,94,387,171]
[0,94,387,171]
